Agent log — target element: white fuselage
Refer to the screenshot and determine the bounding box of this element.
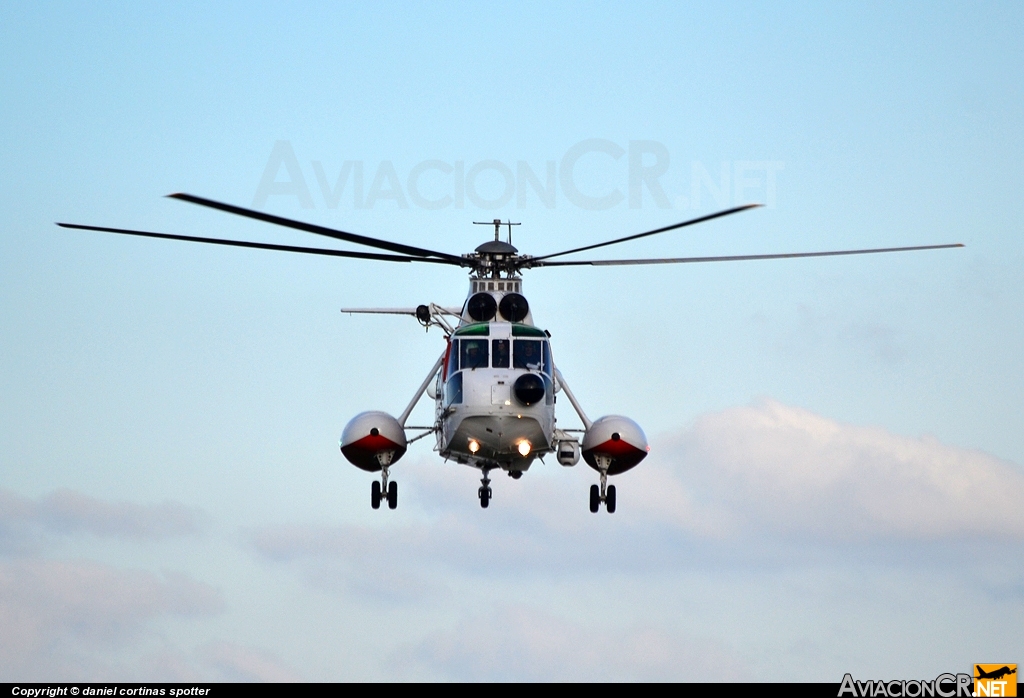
[434,320,555,472]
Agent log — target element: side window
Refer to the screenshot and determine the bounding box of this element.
[513,340,542,370]
[492,339,510,368]
[460,339,489,369]
[542,341,552,376]
[445,371,463,405]
[446,340,459,376]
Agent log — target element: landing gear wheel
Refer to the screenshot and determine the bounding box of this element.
[589,484,600,513]
[478,470,492,508]
[606,484,616,514]
[387,481,398,510]
[371,480,381,510]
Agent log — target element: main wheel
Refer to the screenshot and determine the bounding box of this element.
[387,481,398,510]
[606,484,616,514]
[589,484,600,513]
[371,480,381,510]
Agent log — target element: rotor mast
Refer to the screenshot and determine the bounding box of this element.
[469,218,525,283]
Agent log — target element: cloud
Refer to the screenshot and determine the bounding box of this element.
[0,487,207,552]
[116,643,303,683]
[36,489,209,539]
[197,642,303,682]
[393,605,746,682]
[248,400,1024,593]
[248,508,694,590]
[0,489,36,554]
[645,399,1024,541]
[238,401,1024,680]
[0,488,299,682]
[0,558,223,681]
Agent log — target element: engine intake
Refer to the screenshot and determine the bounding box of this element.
[498,293,529,322]
[466,293,497,321]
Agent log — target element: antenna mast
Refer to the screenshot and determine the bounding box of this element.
[473,218,520,245]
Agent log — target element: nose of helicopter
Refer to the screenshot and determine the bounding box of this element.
[450,413,549,462]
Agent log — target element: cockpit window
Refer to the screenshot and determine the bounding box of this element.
[450,336,546,371]
[513,339,543,370]
[445,340,459,377]
[492,339,510,368]
[445,371,463,405]
[460,338,489,369]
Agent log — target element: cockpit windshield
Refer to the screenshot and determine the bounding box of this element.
[447,331,551,373]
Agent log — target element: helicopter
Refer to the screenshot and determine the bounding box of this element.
[58,195,963,513]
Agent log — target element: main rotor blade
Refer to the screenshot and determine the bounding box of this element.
[56,223,460,265]
[168,193,467,264]
[529,243,965,267]
[530,204,762,263]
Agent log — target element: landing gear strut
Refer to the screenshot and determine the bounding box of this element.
[371,453,398,510]
[478,469,493,508]
[588,455,616,514]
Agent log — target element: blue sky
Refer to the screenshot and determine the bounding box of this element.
[1,1,1022,681]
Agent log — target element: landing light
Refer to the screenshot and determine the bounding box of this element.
[468,439,480,454]
[517,440,531,457]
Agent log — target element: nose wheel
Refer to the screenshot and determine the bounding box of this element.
[478,470,493,508]
[589,458,616,514]
[371,465,398,510]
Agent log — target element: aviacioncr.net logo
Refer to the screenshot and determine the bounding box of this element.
[838,673,973,697]
[973,665,1017,697]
